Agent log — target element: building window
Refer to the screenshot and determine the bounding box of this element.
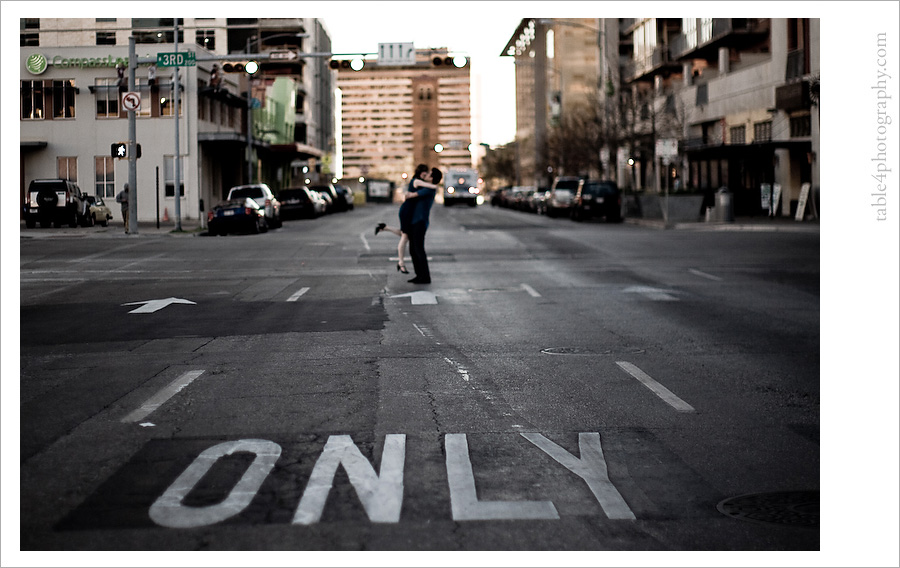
[58,157,77,182]
[94,78,119,118]
[133,18,183,44]
[196,29,215,50]
[790,114,811,137]
[730,125,746,145]
[699,18,713,44]
[754,120,772,143]
[164,156,185,197]
[21,19,40,47]
[52,80,77,119]
[683,18,697,51]
[21,80,46,119]
[96,31,117,45]
[95,156,115,198]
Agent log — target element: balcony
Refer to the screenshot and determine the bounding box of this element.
[775,79,811,111]
[675,18,770,61]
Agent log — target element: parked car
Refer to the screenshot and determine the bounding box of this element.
[277,186,326,220]
[226,184,282,228]
[207,198,268,235]
[571,180,623,222]
[310,184,344,213]
[546,176,583,218]
[23,179,92,228]
[334,184,355,210]
[84,195,113,226]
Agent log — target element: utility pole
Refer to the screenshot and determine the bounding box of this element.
[173,21,182,231]
[128,36,138,235]
[533,19,548,189]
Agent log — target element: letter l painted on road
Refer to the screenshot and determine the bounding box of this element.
[445,433,559,521]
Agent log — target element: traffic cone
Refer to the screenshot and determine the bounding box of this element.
[163,207,170,222]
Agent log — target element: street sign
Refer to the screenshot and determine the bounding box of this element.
[377,43,415,66]
[268,50,298,61]
[655,138,678,159]
[122,91,141,112]
[156,51,196,67]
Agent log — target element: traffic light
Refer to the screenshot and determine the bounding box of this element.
[222,61,259,74]
[329,58,364,71]
[111,142,141,159]
[433,55,468,68]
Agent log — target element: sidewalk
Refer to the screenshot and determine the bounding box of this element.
[19,219,204,238]
[624,215,820,233]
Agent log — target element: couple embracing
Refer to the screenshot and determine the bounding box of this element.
[375,164,442,284]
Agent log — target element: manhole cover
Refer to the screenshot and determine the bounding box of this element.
[717,491,819,528]
[540,347,645,356]
[541,347,604,355]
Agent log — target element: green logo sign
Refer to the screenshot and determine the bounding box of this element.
[26,53,48,75]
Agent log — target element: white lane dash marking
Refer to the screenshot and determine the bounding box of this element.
[287,287,310,302]
[615,362,695,413]
[360,233,371,251]
[122,370,206,423]
[521,283,542,297]
[688,268,723,281]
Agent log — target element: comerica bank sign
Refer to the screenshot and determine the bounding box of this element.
[26,53,136,75]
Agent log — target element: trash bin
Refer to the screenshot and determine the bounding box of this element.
[715,187,734,222]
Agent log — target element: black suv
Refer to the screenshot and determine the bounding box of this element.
[24,179,92,228]
[571,180,623,222]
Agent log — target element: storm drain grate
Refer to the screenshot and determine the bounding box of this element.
[717,491,819,528]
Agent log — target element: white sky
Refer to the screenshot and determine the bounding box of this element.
[318,2,524,147]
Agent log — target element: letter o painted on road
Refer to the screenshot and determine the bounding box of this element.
[149,439,281,529]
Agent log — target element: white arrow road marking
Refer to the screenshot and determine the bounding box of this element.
[122,370,205,423]
[390,291,437,305]
[623,285,679,301]
[615,362,695,413]
[122,297,196,313]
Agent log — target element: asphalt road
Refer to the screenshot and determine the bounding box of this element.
[17,202,820,557]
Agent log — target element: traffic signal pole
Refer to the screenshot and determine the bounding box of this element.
[128,36,138,235]
[173,22,182,231]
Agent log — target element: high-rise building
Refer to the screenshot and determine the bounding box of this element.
[335,48,473,185]
[504,17,820,218]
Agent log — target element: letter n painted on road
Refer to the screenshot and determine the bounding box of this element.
[521,432,635,520]
[293,434,406,524]
[445,433,559,521]
[148,439,282,528]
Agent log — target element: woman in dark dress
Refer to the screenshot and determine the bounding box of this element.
[375,164,440,273]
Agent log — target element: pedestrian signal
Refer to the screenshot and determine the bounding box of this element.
[110,143,141,159]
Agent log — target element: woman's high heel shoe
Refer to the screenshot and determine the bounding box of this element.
[375,223,386,235]
[397,263,409,274]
